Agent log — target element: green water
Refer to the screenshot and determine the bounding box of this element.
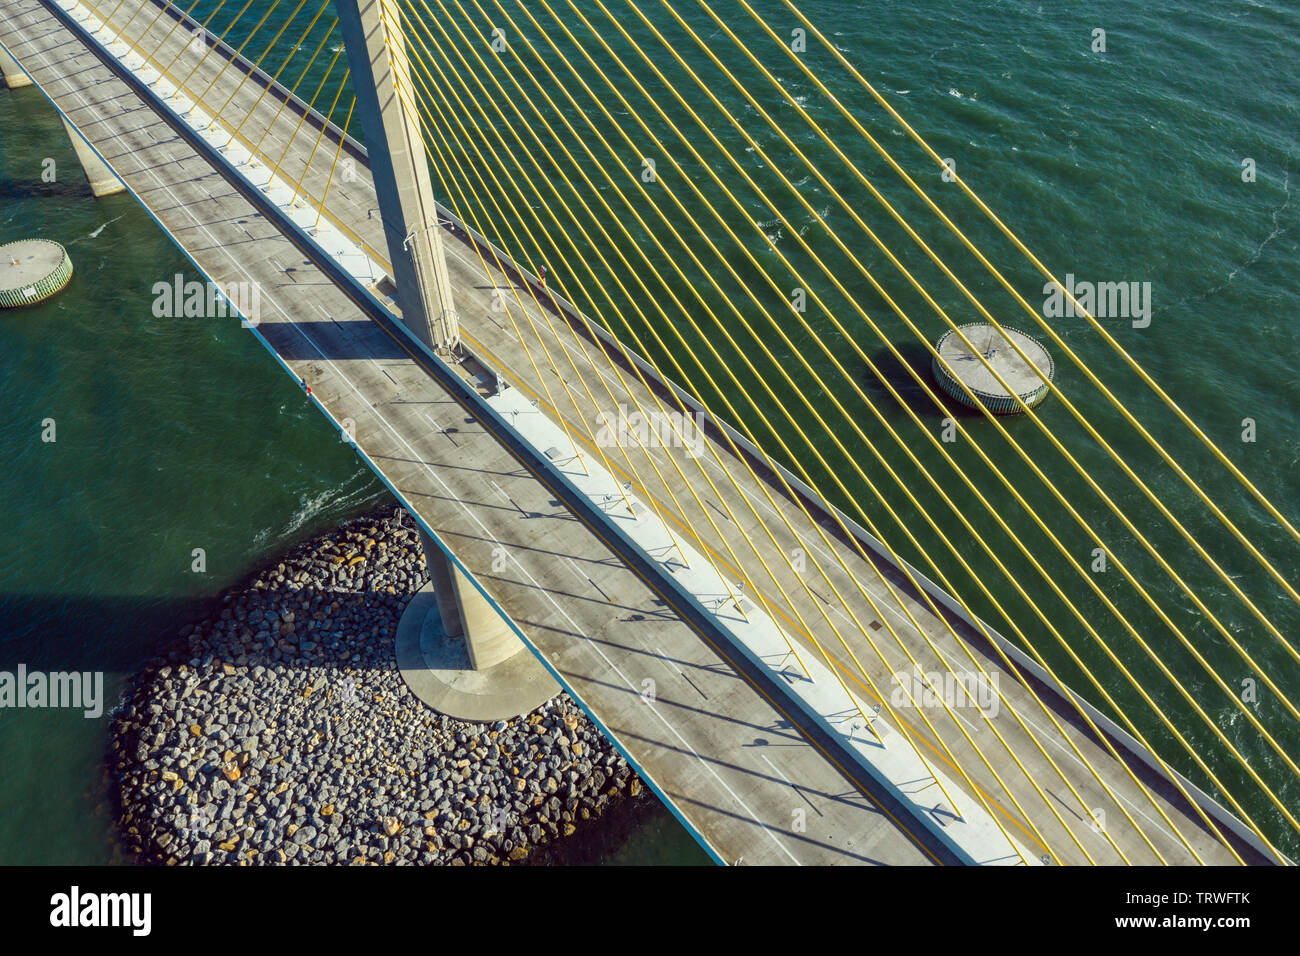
[0,84,388,863]
[413,0,1300,855]
[1,0,1297,864]
[0,47,705,865]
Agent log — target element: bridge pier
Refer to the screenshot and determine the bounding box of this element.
[58,116,126,197]
[3,44,124,197]
[338,0,546,719]
[396,528,559,722]
[1,43,31,87]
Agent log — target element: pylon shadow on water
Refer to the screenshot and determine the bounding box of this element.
[863,341,987,419]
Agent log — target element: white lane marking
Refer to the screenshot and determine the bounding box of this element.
[21,8,980,865]
[654,645,683,676]
[562,556,585,582]
[425,93,1195,861]
[761,753,793,786]
[306,335,801,865]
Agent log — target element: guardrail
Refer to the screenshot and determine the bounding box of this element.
[42,0,1282,866]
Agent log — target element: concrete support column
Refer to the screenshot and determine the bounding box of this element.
[335,0,459,353]
[0,45,32,88]
[394,524,559,721]
[418,528,523,670]
[60,117,126,197]
[423,532,465,640]
[2,43,123,198]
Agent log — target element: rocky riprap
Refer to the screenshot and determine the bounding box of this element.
[110,505,644,865]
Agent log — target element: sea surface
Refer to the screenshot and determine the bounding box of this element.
[0,0,1296,864]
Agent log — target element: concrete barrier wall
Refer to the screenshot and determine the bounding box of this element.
[51,0,1282,865]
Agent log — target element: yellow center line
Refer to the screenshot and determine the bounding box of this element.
[70,0,968,866]
[461,328,1052,858]
[85,4,387,265]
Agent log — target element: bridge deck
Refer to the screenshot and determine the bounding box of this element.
[0,0,1271,865]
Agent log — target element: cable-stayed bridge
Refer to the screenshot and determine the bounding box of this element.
[1,0,1295,867]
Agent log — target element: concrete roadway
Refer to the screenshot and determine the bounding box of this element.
[0,0,956,866]
[0,0,1275,866]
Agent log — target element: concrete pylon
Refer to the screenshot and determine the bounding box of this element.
[2,46,123,197]
[60,117,126,197]
[0,44,32,88]
[335,0,459,353]
[395,526,559,722]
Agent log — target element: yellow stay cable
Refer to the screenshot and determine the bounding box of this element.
[100,0,149,35]
[491,0,1154,864]
[116,0,215,114]
[545,0,1300,846]
[390,76,857,726]
[400,1,1029,842]
[688,0,1300,753]
[400,7,1014,724]
[74,0,287,164]
[609,0,1294,850]
[94,0,1268,863]
[75,0,387,278]
[447,0,1227,863]
[155,0,233,78]
[421,1,1081,842]
[778,0,1300,567]
[382,0,1279,858]
[206,0,312,126]
[660,0,1300,802]
[176,0,256,91]
[423,0,1107,858]
[394,0,975,763]
[390,23,813,639]
[228,0,332,136]
[539,0,1300,821]
[79,0,360,249]
[397,2,807,593]
[406,114,1024,855]
[252,18,337,155]
[109,0,198,70]
[391,4,890,727]
[192,0,288,108]
[737,0,1300,639]
[390,0,809,606]
[286,64,350,206]
[76,0,1242,863]
[312,95,353,230]
[612,6,1238,865]
[378,13,611,484]
[275,48,345,190]
[592,0,1213,864]
[483,0,1290,857]
[380,1,706,579]
[441,0,1222,868]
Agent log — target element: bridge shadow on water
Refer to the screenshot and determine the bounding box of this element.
[0,583,424,676]
[0,179,103,202]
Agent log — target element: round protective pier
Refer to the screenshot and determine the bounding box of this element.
[932,323,1054,414]
[0,239,73,308]
[395,582,560,723]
